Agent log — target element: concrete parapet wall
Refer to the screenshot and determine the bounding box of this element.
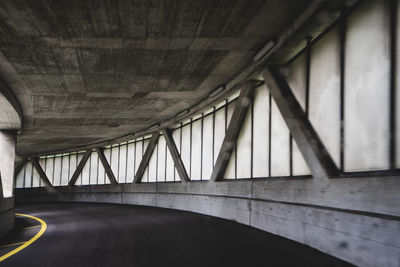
[0,197,14,237]
[15,175,400,267]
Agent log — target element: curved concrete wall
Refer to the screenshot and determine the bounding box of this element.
[16,174,400,267]
[0,197,14,237]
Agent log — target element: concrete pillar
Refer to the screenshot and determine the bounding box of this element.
[0,130,17,198]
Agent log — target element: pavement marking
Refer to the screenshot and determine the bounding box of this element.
[0,213,47,262]
[0,242,27,249]
[22,225,41,230]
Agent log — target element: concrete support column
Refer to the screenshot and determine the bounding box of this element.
[0,130,17,198]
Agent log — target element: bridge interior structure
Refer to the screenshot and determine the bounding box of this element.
[0,0,399,266]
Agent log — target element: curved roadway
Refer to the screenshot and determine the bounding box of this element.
[2,202,352,266]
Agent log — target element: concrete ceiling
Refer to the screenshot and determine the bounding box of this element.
[0,0,312,155]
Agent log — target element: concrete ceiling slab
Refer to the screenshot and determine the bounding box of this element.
[0,0,312,155]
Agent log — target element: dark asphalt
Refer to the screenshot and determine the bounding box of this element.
[1,202,353,267]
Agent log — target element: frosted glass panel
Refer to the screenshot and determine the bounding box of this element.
[38,158,46,186]
[166,144,175,181]
[214,107,225,165]
[172,128,181,179]
[148,144,157,182]
[126,143,135,182]
[119,145,127,183]
[110,146,120,182]
[202,114,213,180]
[286,53,307,111]
[181,124,191,177]
[103,149,111,182]
[191,119,202,180]
[90,152,99,185]
[253,85,269,178]
[344,0,390,171]
[24,161,33,188]
[309,27,341,167]
[15,166,24,188]
[292,139,311,175]
[270,99,290,176]
[396,0,400,168]
[53,157,62,186]
[97,152,107,184]
[227,101,235,128]
[61,156,69,186]
[45,157,54,185]
[236,105,252,179]
[32,167,41,188]
[135,140,143,176]
[69,154,77,184]
[81,155,90,185]
[157,135,166,182]
[76,153,83,185]
[224,149,235,179]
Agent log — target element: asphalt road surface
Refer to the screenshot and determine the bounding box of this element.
[1,202,353,267]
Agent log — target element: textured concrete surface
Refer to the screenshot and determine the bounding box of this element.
[15,174,400,267]
[0,197,14,237]
[0,131,16,197]
[1,202,352,266]
[0,0,312,155]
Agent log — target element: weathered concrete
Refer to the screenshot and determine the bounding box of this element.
[96,148,118,184]
[0,197,14,237]
[134,133,159,183]
[0,78,22,130]
[0,130,16,197]
[162,128,189,182]
[16,172,400,267]
[211,80,260,181]
[31,157,52,188]
[0,0,313,155]
[263,67,338,178]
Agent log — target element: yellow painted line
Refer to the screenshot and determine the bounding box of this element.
[0,241,26,249]
[0,213,47,262]
[22,225,41,230]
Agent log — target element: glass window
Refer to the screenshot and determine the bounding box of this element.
[286,53,307,111]
[90,152,99,185]
[292,139,311,175]
[148,143,157,182]
[202,114,213,180]
[309,27,341,168]
[166,142,175,182]
[61,155,69,186]
[24,161,33,188]
[214,107,226,165]
[38,158,46,186]
[236,104,252,179]
[45,157,54,185]
[191,119,202,180]
[224,149,236,179]
[344,0,390,171]
[126,142,135,183]
[53,156,62,186]
[110,146,120,182]
[270,98,290,176]
[32,165,41,188]
[135,140,143,176]
[396,0,400,168]
[68,154,78,184]
[119,144,127,183]
[172,127,181,180]
[15,165,25,188]
[253,85,269,178]
[157,135,167,182]
[81,154,90,185]
[181,124,191,177]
